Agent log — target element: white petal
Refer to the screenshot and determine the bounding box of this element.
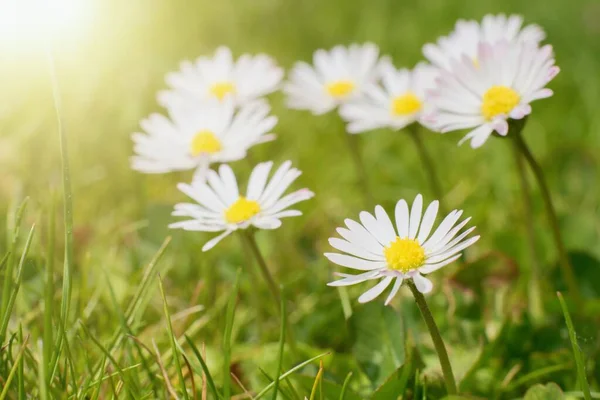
[340,220,384,254]
[374,205,398,244]
[202,230,233,252]
[412,273,433,294]
[384,277,404,305]
[418,254,462,274]
[416,200,439,244]
[329,238,385,261]
[252,217,282,230]
[394,199,410,238]
[358,276,394,303]
[426,236,480,264]
[246,161,273,200]
[327,270,381,287]
[324,253,385,271]
[408,194,423,239]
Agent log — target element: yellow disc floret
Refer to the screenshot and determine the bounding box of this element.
[391,92,422,116]
[481,86,520,121]
[190,130,222,156]
[325,80,355,98]
[224,197,261,224]
[384,237,426,273]
[210,81,236,101]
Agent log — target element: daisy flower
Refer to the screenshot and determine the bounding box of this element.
[426,40,560,148]
[339,61,438,133]
[325,194,479,304]
[423,14,545,70]
[169,161,314,251]
[131,99,277,181]
[158,46,284,108]
[283,43,385,115]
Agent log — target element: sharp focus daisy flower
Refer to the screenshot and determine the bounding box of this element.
[158,46,284,108]
[426,41,560,148]
[169,162,314,251]
[283,43,385,115]
[325,195,479,304]
[131,99,277,180]
[339,61,438,133]
[423,14,545,70]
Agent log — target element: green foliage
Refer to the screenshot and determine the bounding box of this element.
[1,0,600,398]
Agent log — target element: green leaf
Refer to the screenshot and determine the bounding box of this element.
[349,303,405,387]
[524,383,565,400]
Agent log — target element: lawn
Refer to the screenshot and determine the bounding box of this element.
[1,0,600,398]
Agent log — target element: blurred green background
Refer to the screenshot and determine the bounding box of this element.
[1,0,600,397]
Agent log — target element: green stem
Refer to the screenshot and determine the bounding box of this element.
[512,131,581,305]
[511,140,545,320]
[407,281,457,395]
[242,231,298,354]
[342,131,373,205]
[407,126,447,214]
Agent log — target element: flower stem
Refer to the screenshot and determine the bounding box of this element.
[407,125,447,214]
[242,231,298,353]
[342,131,373,205]
[512,130,581,305]
[511,139,545,320]
[407,281,457,395]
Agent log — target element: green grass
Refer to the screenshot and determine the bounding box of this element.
[1,0,600,398]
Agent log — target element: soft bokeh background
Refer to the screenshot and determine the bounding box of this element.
[1,0,600,397]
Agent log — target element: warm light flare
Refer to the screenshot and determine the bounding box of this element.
[0,0,92,49]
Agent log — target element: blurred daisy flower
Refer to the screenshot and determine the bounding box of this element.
[131,99,277,181]
[423,14,545,70]
[158,46,284,108]
[325,194,479,304]
[170,162,314,251]
[339,61,438,133]
[283,43,385,115]
[426,41,559,148]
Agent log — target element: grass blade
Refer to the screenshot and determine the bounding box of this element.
[185,336,222,399]
[223,269,241,400]
[158,275,189,400]
[254,352,331,400]
[0,334,29,400]
[309,361,324,400]
[557,292,592,400]
[339,372,353,400]
[0,224,36,340]
[271,288,287,400]
[43,193,56,392]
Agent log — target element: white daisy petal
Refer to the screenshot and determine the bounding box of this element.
[394,199,410,238]
[416,200,439,243]
[412,273,433,294]
[202,230,233,252]
[408,194,423,239]
[384,277,404,305]
[358,276,394,303]
[324,253,386,271]
[374,205,398,244]
[327,270,381,287]
[419,254,462,274]
[338,222,384,255]
[426,236,480,264]
[329,238,385,261]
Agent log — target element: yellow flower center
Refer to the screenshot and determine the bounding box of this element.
[383,237,426,273]
[325,80,355,98]
[210,81,236,101]
[190,130,222,156]
[391,92,422,116]
[224,197,261,224]
[481,86,520,121]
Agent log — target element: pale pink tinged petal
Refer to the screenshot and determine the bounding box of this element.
[324,253,385,271]
[408,194,423,239]
[412,273,433,294]
[252,217,282,230]
[327,270,381,287]
[384,277,404,306]
[509,104,532,119]
[202,230,233,252]
[358,276,394,303]
[394,199,410,238]
[419,254,462,274]
[492,119,509,136]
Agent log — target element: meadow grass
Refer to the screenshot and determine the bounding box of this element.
[1,0,600,398]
